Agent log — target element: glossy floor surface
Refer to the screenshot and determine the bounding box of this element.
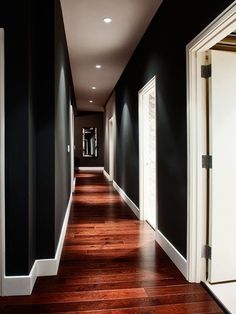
[0,172,224,313]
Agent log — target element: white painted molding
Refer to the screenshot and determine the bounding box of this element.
[113,181,140,219]
[0,29,4,297]
[138,76,157,222]
[79,167,104,171]
[186,2,236,283]
[103,169,111,181]
[73,177,76,192]
[2,193,73,296]
[156,229,187,279]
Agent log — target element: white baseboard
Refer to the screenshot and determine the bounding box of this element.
[79,167,104,171]
[113,181,140,219]
[103,169,111,181]
[156,229,187,279]
[73,177,76,192]
[2,193,73,296]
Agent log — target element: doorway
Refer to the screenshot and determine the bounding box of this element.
[69,105,75,191]
[187,3,236,312]
[108,117,114,181]
[139,76,157,230]
[0,28,5,296]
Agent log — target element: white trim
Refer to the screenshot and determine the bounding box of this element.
[113,181,140,219]
[138,76,157,223]
[108,117,114,181]
[186,1,236,283]
[2,193,72,296]
[79,167,104,171]
[156,229,187,278]
[69,105,75,193]
[0,29,4,296]
[103,169,111,181]
[73,177,76,192]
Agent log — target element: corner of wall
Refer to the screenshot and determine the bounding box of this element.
[156,229,188,279]
[2,192,73,296]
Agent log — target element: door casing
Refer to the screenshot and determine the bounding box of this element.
[186,1,236,282]
[138,76,157,225]
[69,105,75,191]
[109,117,114,181]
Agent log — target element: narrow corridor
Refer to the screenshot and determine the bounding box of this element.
[1,171,224,313]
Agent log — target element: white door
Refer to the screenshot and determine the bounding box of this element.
[109,117,114,181]
[208,49,236,283]
[0,29,5,295]
[139,76,157,229]
[69,105,75,192]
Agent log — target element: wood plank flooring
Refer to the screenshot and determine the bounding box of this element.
[0,171,225,313]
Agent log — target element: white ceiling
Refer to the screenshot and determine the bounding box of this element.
[60,0,162,112]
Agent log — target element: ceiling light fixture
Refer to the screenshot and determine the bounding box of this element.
[95,64,101,69]
[92,86,96,90]
[103,17,112,24]
[89,100,93,103]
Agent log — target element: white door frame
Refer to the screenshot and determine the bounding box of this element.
[108,117,114,181]
[186,1,236,282]
[139,76,156,223]
[0,28,5,295]
[69,105,75,191]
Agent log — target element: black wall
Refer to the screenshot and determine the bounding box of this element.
[54,0,72,247]
[1,0,75,275]
[0,0,36,275]
[75,112,104,167]
[34,1,55,260]
[113,0,234,258]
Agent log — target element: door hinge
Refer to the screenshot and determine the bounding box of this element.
[201,64,212,79]
[204,244,212,259]
[202,155,212,169]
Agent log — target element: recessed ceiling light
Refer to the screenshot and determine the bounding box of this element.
[92,86,96,90]
[95,64,101,69]
[89,100,93,103]
[103,17,112,24]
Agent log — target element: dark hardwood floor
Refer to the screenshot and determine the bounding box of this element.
[0,171,224,313]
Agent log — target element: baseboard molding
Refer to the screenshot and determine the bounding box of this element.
[103,169,111,181]
[156,229,187,279]
[113,181,140,219]
[79,167,104,171]
[2,193,73,296]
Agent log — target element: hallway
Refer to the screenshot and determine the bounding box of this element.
[1,171,224,313]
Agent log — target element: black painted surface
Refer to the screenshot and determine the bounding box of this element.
[114,0,234,257]
[0,0,35,275]
[54,0,72,248]
[28,0,36,271]
[1,0,74,275]
[33,1,55,259]
[75,112,104,167]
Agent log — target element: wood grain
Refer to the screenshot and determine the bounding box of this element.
[0,171,224,313]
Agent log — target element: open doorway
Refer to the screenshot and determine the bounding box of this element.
[139,76,157,230]
[69,105,75,191]
[187,3,236,312]
[108,117,114,181]
[0,28,5,296]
